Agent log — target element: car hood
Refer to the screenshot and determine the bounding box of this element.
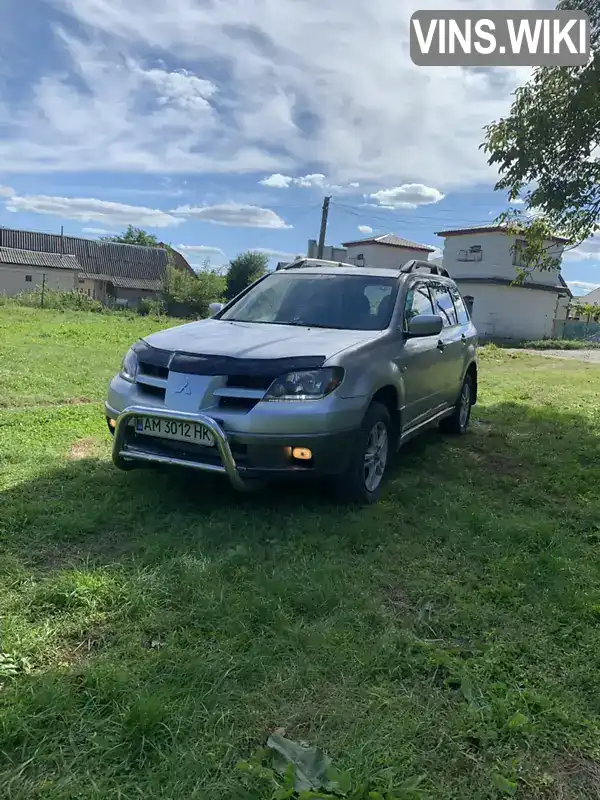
[142,318,382,361]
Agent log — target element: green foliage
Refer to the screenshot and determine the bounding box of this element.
[226,251,268,300]
[0,288,104,313]
[162,265,225,317]
[515,338,600,350]
[101,225,161,247]
[571,301,600,323]
[482,0,600,266]
[138,297,167,317]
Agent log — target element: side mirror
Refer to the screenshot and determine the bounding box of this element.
[209,302,224,316]
[405,313,443,337]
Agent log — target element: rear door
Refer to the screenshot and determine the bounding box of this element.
[399,279,448,426]
[430,281,464,405]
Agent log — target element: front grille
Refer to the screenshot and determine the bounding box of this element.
[138,383,166,400]
[139,362,169,380]
[226,374,273,390]
[218,396,258,411]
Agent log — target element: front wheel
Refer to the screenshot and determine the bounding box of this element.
[440,374,473,435]
[331,402,391,505]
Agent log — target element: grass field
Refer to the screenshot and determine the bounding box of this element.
[2,306,600,799]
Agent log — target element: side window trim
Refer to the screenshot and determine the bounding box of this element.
[449,285,470,325]
[430,280,459,329]
[402,279,434,331]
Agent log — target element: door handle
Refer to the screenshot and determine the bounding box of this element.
[437,340,446,352]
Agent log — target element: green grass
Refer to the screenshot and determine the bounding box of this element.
[2,308,600,799]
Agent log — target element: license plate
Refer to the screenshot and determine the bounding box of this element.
[134,416,215,447]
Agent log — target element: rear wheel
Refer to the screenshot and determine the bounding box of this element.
[440,374,473,435]
[332,402,391,505]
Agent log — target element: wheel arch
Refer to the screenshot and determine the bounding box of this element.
[465,361,478,405]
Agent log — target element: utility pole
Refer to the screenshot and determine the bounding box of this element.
[41,273,46,309]
[317,196,331,259]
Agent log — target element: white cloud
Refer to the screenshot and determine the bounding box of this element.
[177,244,227,256]
[82,227,113,234]
[2,1,543,187]
[0,185,15,197]
[563,232,600,262]
[369,184,445,209]
[173,202,291,229]
[251,248,302,260]
[358,225,373,234]
[5,194,184,228]
[260,174,294,189]
[568,281,600,292]
[294,173,327,189]
[259,173,360,194]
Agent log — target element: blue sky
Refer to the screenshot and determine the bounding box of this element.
[0,0,598,295]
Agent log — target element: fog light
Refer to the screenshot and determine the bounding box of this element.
[108,418,116,429]
[292,447,312,461]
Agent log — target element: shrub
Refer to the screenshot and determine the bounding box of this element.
[163,266,226,317]
[3,288,104,313]
[138,298,166,317]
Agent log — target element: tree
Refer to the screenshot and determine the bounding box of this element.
[225,251,268,300]
[482,0,600,270]
[102,225,161,247]
[163,266,226,317]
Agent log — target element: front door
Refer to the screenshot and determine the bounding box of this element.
[399,279,448,427]
[429,281,466,405]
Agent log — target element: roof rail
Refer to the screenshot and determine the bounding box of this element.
[276,257,357,271]
[400,259,450,278]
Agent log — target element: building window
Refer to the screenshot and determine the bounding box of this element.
[513,238,529,267]
[78,279,85,284]
[25,275,32,282]
[457,245,482,262]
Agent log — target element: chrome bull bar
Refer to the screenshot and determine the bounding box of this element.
[112,405,247,491]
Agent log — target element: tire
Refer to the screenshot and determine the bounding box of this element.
[440,374,473,435]
[332,401,392,505]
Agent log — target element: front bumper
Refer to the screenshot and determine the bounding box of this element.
[108,404,355,490]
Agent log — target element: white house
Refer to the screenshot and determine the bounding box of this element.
[436,224,572,340]
[341,234,436,268]
[575,286,600,307]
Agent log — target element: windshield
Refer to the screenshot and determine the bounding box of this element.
[220,271,399,330]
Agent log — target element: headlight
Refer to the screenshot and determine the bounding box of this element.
[264,367,344,401]
[119,348,139,382]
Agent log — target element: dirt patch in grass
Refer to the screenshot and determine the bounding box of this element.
[69,436,100,460]
[547,755,600,799]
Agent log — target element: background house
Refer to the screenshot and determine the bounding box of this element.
[342,234,435,268]
[436,224,571,340]
[0,247,81,295]
[306,234,435,267]
[0,227,194,308]
[573,286,600,309]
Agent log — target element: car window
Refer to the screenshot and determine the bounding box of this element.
[431,283,458,328]
[220,271,399,330]
[449,285,470,325]
[403,282,434,331]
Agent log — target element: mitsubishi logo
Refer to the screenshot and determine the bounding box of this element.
[175,377,192,395]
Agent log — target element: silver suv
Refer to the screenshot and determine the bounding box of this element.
[106,258,478,504]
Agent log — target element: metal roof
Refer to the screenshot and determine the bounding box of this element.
[0,227,173,290]
[342,233,436,252]
[0,246,81,270]
[435,224,569,244]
